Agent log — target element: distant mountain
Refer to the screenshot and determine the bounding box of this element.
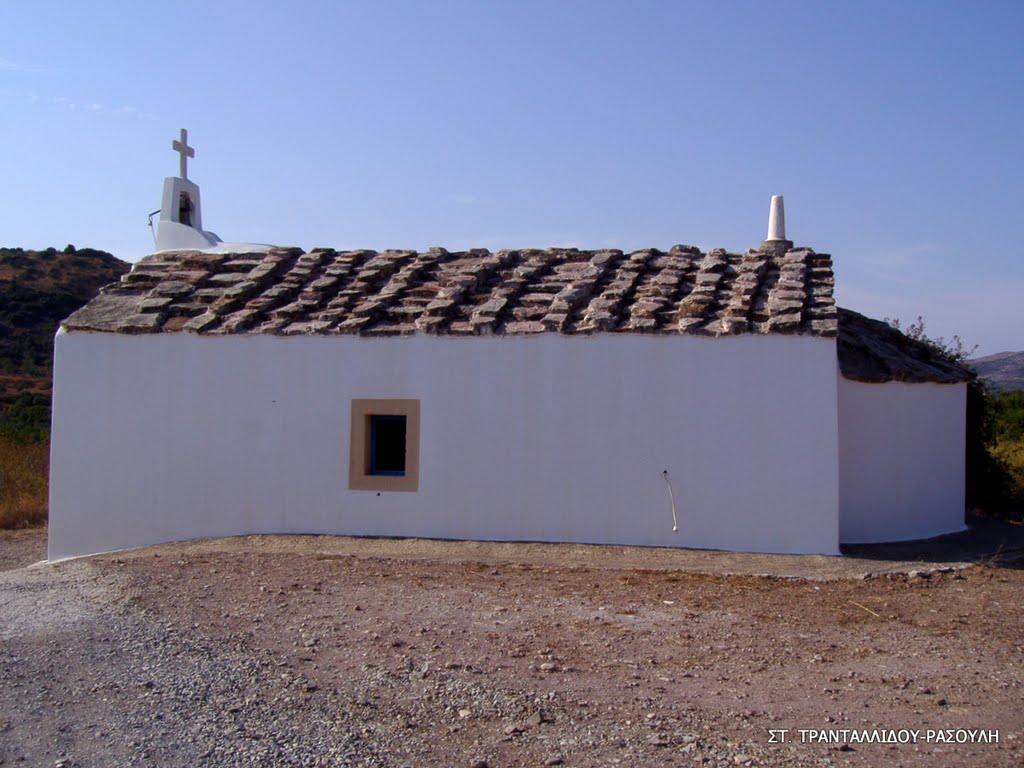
[0,246,130,434]
[969,351,1024,392]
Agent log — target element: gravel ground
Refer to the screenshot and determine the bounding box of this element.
[0,528,46,572]
[1,525,1022,767]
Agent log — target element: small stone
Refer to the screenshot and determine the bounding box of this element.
[152,280,195,297]
[471,762,489,768]
[733,754,752,765]
[937,698,947,706]
[183,312,218,333]
[838,744,854,752]
[545,758,564,766]
[139,297,173,312]
[207,272,249,286]
[526,710,545,727]
[459,709,472,719]
[503,725,522,736]
[475,297,507,316]
[117,313,165,333]
[540,662,559,673]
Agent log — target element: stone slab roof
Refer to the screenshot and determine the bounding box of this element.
[837,309,973,384]
[62,245,838,338]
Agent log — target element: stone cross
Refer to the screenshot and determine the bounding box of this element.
[171,128,195,180]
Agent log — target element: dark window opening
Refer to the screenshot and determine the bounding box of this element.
[369,415,407,476]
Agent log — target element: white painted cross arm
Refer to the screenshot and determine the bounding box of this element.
[171,128,195,180]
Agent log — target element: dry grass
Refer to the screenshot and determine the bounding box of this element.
[0,436,48,529]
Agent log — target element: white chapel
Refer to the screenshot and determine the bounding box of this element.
[46,131,973,560]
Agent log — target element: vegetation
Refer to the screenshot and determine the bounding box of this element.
[885,315,977,364]
[988,390,1024,442]
[0,246,129,529]
[0,434,48,529]
[963,384,1020,519]
[0,246,129,381]
[986,390,1024,509]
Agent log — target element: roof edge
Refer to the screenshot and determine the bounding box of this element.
[837,308,974,385]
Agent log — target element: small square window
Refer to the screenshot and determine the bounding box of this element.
[349,399,419,492]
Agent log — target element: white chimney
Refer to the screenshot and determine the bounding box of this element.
[761,194,793,253]
[766,195,786,241]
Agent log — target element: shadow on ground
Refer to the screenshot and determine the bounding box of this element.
[842,513,1024,569]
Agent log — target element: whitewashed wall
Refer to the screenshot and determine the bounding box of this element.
[49,331,841,559]
[838,378,966,543]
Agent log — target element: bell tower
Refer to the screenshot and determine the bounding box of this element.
[154,129,222,251]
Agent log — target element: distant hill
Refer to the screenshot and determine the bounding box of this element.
[969,351,1024,392]
[0,246,130,435]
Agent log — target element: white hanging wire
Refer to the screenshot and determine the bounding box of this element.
[663,470,679,533]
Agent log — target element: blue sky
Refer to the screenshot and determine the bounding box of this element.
[2,1,1021,353]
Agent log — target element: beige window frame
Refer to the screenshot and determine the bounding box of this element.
[348,398,420,492]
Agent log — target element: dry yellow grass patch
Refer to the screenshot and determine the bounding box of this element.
[0,437,48,528]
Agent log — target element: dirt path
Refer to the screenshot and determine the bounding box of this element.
[1,526,1022,767]
[54,511,1024,580]
[0,527,46,571]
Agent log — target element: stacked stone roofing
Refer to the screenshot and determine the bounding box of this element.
[63,245,839,337]
[63,245,975,384]
[837,309,973,384]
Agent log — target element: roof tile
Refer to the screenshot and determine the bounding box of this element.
[62,244,842,338]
